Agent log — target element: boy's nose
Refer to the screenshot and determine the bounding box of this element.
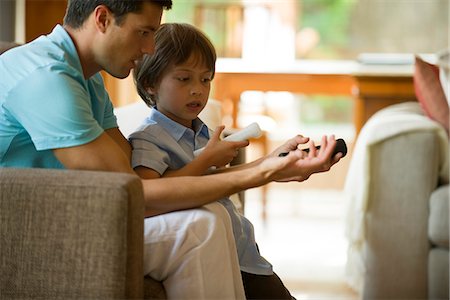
[190,89,202,96]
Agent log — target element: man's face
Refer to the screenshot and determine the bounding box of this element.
[98,2,163,79]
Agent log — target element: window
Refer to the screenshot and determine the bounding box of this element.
[165,0,449,60]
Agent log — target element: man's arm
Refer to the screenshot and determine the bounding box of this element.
[53,131,134,174]
[106,127,132,160]
[53,129,251,215]
[54,130,340,216]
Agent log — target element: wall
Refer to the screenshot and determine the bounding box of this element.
[25,0,67,42]
[0,0,15,41]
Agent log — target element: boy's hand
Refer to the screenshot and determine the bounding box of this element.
[268,134,311,158]
[200,126,249,168]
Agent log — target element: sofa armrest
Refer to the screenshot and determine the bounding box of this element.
[362,130,441,298]
[0,168,144,299]
[345,102,449,298]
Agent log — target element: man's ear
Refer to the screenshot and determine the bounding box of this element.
[93,5,113,33]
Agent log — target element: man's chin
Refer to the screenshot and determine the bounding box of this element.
[106,68,131,79]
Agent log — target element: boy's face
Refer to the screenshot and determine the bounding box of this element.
[97,2,162,79]
[150,54,213,128]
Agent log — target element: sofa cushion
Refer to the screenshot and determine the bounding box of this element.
[413,56,449,133]
[143,276,166,299]
[428,185,449,248]
[428,248,449,299]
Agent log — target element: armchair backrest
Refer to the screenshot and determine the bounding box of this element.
[0,41,19,55]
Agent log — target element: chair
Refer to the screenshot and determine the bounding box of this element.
[345,102,449,299]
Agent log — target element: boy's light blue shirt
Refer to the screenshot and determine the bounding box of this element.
[0,25,117,168]
[129,107,273,275]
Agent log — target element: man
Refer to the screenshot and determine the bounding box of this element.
[0,0,342,298]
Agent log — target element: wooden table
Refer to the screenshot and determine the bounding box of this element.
[352,64,416,132]
[212,58,356,128]
[212,58,416,221]
[212,58,416,135]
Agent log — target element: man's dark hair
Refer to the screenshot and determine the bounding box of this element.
[63,0,172,29]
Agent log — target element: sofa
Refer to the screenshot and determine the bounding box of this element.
[344,101,449,299]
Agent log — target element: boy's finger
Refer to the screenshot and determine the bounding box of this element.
[212,125,225,140]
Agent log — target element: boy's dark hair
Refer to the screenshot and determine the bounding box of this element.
[63,0,172,28]
[134,23,217,107]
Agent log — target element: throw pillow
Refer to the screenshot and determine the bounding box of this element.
[437,49,450,106]
[414,55,449,133]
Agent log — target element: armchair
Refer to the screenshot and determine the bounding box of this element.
[345,101,449,299]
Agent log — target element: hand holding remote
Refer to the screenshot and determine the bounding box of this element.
[194,122,262,157]
[278,138,347,158]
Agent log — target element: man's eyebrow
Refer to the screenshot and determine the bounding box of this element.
[140,24,158,31]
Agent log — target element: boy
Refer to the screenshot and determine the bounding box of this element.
[131,22,342,299]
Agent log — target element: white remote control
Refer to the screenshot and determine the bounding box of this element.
[194,122,262,157]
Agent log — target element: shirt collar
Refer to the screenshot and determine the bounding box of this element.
[47,25,84,77]
[149,107,210,141]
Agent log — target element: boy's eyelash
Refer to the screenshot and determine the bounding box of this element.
[174,76,211,82]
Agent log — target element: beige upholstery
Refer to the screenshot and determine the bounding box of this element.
[345,102,449,299]
[0,41,18,53]
[0,168,152,299]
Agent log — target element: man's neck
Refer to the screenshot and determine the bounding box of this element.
[64,25,101,79]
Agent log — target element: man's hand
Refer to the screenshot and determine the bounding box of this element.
[259,135,342,182]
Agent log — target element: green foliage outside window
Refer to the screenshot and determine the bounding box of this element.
[299,0,356,59]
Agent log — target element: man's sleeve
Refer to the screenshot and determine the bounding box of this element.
[5,68,104,150]
[90,73,117,130]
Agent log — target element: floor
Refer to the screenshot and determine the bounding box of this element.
[244,185,360,300]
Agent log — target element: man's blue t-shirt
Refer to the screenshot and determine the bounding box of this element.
[0,25,117,168]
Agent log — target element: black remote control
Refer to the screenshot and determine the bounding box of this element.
[278,138,347,158]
